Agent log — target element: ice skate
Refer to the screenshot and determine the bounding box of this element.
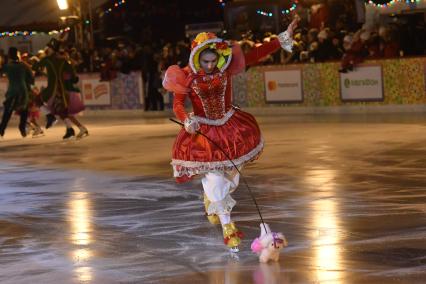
[223,222,243,253]
[63,127,75,140]
[76,127,89,139]
[45,114,57,129]
[32,127,44,138]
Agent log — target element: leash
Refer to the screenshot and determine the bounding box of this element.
[169,117,270,236]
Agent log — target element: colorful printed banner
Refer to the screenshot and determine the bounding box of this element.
[81,76,111,106]
[241,57,426,107]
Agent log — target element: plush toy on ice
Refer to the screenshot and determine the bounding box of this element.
[251,223,288,263]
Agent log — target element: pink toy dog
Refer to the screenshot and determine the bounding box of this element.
[251,223,288,263]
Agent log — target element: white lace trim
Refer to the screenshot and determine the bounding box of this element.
[207,194,236,215]
[171,138,264,178]
[190,109,235,126]
[278,31,293,53]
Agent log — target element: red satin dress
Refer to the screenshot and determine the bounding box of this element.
[167,39,282,183]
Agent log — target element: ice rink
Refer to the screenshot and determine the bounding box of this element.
[0,113,425,283]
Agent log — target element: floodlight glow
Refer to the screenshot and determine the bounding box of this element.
[57,0,69,10]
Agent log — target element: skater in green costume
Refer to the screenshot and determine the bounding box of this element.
[32,39,88,140]
[0,47,34,138]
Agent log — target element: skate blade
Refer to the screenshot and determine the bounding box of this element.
[46,120,58,129]
[76,132,89,140]
[229,252,240,261]
[63,136,75,141]
[32,133,45,138]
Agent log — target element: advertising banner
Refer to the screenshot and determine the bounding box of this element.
[81,77,111,106]
[264,68,303,103]
[340,65,383,101]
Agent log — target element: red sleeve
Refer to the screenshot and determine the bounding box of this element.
[173,92,188,122]
[244,38,281,67]
[228,43,246,76]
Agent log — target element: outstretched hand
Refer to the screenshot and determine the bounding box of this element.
[286,15,300,37]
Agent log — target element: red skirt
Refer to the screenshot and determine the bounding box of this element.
[171,109,263,183]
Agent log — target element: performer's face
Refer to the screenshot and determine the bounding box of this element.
[199,51,218,74]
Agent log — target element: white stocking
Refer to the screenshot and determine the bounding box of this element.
[218,213,231,225]
[202,172,236,225]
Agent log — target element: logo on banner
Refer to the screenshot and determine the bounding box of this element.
[84,83,108,100]
[264,69,303,103]
[267,81,277,91]
[340,66,383,101]
[267,81,299,91]
[344,78,350,88]
[94,84,108,99]
[344,78,379,89]
[82,79,111,106]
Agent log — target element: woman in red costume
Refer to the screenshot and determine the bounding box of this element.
[163,19,298,253]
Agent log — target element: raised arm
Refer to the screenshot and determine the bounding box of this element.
[243,18,299,67]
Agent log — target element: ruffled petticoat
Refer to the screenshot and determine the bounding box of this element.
[171,108,263,183]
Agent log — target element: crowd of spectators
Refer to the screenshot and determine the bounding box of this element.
[0,3,424,111]
[239,20,424,72]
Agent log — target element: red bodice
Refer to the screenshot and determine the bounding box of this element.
[189,71,231,120]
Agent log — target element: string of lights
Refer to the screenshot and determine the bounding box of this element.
[282,0,298,14]
[217,0,226,8]
[0,27,70,38]
[257,9,273,17]
[104,0,126,15]
[366,0,422,8]
[256,0,299,17]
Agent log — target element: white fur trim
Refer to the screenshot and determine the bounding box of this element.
[190,108,235,126]
[278,31,293,53]
[171,138,264,178]
[189,38,233,74]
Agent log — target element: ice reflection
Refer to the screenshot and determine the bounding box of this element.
[206,259,241,284]
[74,266,93,282]
[253,263,287,284]
[68,178,94,283]
[305,168,344,283]
[70,194,91,246]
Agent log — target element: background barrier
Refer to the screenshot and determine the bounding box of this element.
[0,71,144,110]
[1,57,425,112]
[233,57,426,108]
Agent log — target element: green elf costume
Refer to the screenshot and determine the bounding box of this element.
[0,47,34,138]
[32,38,88,139]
